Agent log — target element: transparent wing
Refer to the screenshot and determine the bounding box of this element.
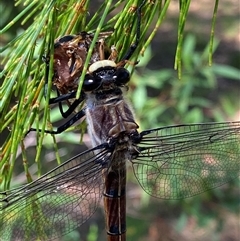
[0,145,112,241]
[132,121,240,199]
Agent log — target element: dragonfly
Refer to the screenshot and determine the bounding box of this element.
[0,1,240,241]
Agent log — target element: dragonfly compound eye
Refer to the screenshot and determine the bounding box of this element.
[114,68,130,85]
[83,74,102,92]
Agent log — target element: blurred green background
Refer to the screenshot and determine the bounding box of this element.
[1,0,239,241]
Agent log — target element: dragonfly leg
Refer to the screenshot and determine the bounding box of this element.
[49,89,85,118]
[26,109,86,135]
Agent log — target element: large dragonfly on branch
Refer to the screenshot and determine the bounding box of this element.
[0,1,239,241]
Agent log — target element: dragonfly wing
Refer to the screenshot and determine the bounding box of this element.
[0,145,111,241]
[131,121,240,199]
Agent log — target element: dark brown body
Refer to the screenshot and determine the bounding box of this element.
[103,151,126,241]
[85,82,138,240]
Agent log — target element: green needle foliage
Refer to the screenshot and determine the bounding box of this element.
[0,0,219,188]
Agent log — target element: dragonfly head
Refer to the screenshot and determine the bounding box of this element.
[83,60,130,92]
